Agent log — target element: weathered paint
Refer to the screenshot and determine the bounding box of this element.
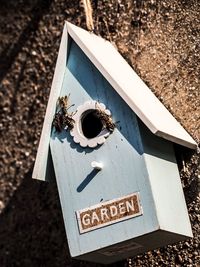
[50,40,158,258]
[138,121,192,237]
[50,40,192,263]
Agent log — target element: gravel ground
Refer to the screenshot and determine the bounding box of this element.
[0,0,199,266]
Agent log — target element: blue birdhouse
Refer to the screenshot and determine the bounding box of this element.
[32,22,196,264]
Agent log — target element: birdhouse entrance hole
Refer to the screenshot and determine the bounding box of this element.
[81,110,103,139]
[70,101,111,148]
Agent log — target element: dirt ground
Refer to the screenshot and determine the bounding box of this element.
[0,0,199,266]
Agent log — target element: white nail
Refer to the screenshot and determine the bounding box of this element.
[91,161,103,171]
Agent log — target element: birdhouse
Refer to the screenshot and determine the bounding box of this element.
[32,22,196,264]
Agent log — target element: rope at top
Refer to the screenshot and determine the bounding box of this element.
[81,0,94,31]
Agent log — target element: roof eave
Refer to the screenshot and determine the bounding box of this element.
[32,22,69,181]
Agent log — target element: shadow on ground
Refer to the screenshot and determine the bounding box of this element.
[0,168,126,267]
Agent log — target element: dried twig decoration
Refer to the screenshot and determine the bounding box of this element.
[52,95,75,132]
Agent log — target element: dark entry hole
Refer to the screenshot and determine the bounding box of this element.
[81,110,103,139]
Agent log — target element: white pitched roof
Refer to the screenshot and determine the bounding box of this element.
[67,22,196,149]
[32,21,197,181]
[32,23,69,181]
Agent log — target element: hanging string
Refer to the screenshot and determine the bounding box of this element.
[81,0,94,31]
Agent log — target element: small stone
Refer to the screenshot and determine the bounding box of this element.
[0,201,5,212]
[31,50,37,56]
[25,151,30,157]
[178,255,183,263]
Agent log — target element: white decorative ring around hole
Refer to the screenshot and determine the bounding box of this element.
[70,101,112,148]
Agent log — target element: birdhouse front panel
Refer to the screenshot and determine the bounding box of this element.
[50,40,160,262]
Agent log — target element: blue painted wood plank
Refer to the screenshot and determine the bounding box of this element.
[50,40,158,257]
[139,121,192,237]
